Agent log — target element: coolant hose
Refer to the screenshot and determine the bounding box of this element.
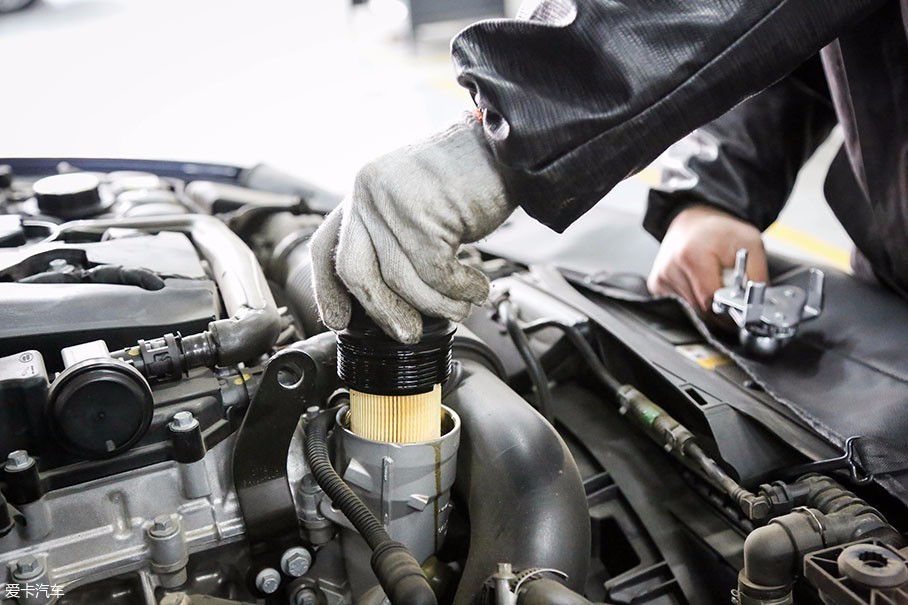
[304,409,437,605]
[738,473,904,600]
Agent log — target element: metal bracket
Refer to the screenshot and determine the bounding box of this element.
[712,249,825,356]
[231,333,339,584]
[784,436,873,485]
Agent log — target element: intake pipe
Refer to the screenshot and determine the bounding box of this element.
[445,359,590,605]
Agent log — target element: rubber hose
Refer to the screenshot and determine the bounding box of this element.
[498,300,555,424]
[0,492,13,537]
[517,579,595,605]
[522,319,620,396]
[19,265,165,290]
[304,409,437,605]
[280,239,326,337]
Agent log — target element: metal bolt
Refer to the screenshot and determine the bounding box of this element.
[497,562,513,575]
[300,474,319,494]
[13,555,43,581]
[170,411,198,432]
[294,587,319,605]
[281,546,312,578]
[5,450,34,471]
[256,567,281,594]
[148,515,178,538]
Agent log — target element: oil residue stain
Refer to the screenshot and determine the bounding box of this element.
[433,441,442,550]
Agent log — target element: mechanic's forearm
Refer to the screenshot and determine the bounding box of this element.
[644,54,839,239]
[452,0,882,232]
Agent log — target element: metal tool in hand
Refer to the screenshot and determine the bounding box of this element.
[712,249,825,356]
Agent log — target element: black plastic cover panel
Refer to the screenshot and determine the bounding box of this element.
[477,182,908,505]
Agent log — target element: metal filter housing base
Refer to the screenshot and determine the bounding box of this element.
[336,405,460,564]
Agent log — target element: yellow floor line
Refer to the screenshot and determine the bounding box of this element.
[764,222,851,271]
[632,166,662,187]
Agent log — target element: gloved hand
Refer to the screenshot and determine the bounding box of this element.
[647,205,769,314]
[310,115,515,343]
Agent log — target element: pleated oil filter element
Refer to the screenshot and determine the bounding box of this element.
[349,385,442,443]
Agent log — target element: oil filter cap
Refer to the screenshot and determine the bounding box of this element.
[47,357,153,459]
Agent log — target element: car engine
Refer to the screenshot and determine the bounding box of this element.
[0,159,906,605]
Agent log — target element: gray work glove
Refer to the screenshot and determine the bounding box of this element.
[310,115,516,343]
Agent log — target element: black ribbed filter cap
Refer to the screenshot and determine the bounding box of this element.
[337,302,454,396]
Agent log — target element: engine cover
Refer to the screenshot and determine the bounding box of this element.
[0,232,218,372]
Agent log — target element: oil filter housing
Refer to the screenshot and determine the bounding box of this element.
[336,406,461,564]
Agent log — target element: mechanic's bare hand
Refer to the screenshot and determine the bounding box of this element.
[647,205,769,315]
[309,116,515,344]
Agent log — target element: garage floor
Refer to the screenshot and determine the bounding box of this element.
[1,0,853,270]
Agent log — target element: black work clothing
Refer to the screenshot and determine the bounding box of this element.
[452,0,908,296]
[643,55,837,241]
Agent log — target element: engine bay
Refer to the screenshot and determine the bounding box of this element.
[1,159,907,605]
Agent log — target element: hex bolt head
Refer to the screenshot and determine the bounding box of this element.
[5,450,34,472]
[281,547,312,578]
[170,411,198,432]
[148,514,178,538]
[256,567,281,594]
[294,587,319,605]
[13,555,43,581]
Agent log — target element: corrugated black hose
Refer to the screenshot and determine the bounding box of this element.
[304,407,437,605]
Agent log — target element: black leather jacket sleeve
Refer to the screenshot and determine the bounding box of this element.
[643,55,839,241]
[451,0,883,232]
